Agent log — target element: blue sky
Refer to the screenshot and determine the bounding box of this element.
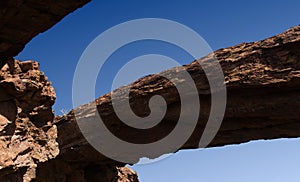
[16,0,300,181]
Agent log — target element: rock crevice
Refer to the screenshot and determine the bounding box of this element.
[0,60,57,181]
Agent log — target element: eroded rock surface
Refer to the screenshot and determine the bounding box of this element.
[56,25,300,164]
[0,60,57,181]
[0,60,139,181]
[0,1,140,181]
[3,24,296,182]
[1,1,299,180]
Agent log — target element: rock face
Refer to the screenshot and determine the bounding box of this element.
[0,4,299,180]
[56,25,300,164]
[0,60,57,181]
[0,60,139,181]
[0,1,139,181]
[0,1,299,181]
[0,0,90,68]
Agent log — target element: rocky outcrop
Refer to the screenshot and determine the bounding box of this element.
[0,60,139,181]
[0,0,90,68]
[0,5,299,179]
[0,1,299,181]
[0,60,57,181]
[0,1,140,181]
[56,25,300,164]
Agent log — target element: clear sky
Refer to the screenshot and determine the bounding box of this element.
[16,0,300,181]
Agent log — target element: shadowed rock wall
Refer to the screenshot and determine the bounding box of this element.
[0,0,90,67]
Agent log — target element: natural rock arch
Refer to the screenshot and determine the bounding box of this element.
[0,1,300,181]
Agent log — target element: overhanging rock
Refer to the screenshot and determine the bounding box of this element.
[1,1,300,180]
[0,0,90,67]
[56,25,300,164]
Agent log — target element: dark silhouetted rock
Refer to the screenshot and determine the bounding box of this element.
[0,0,91,67]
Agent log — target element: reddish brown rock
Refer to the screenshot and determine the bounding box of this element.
[0,60,139,181]
[55,25,300,165]
[0,60,58,182]
[0,1,140,180]
[0,0,91,68]
[1,1,299,181]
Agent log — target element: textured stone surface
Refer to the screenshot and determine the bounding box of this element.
[0,60,139,181]
[0,0,90,68]
[56,25,300,164]
[0,60,58,182]
[0,1,299,180]
[0,0,139,180]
